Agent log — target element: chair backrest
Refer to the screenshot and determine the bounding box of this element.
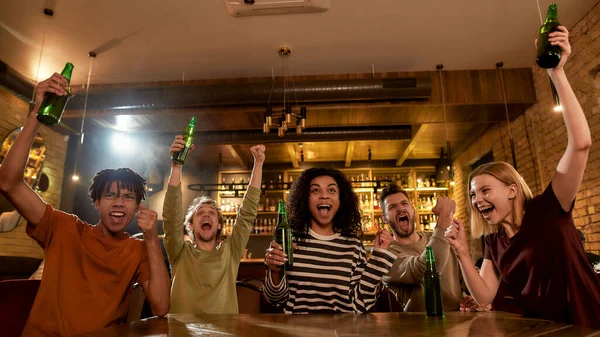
[236,279,263,314]
[127,283,146,322]
[0,279,41,337]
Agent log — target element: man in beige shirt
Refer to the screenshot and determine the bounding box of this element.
[380,183,484,312]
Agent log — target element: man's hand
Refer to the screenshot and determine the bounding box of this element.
[170,135,195,166]
[374,228,393,249]
[432,196,456,230]
[137,204,158,240]
[251,144,266,164]
[34,73,68,110]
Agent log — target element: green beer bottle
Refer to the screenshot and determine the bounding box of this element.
[274,200,293,271]
[36,62,74,126]
[423,246,444,316]
[536,4,561,69]
[172,117,196,164]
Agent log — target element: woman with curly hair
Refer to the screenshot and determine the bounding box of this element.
[263,168,396,313]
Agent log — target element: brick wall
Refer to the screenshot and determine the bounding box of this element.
[0,88,68,259]
[452,3,600,257]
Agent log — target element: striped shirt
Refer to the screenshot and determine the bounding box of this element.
[264,229,397,313]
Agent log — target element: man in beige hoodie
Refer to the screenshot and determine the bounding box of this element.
[380,183,485,312]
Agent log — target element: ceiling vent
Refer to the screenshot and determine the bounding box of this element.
[223,0,330,17]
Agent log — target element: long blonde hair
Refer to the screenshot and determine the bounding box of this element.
[469,162,533,237]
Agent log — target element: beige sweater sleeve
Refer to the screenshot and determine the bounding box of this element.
[383,227,452,285]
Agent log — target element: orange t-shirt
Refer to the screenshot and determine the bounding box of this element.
[22,204,150,337]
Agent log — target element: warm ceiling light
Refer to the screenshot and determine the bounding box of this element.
[72,174,80,181]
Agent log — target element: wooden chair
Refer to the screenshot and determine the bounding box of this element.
[127,283,147,322]
[236,278,263,314]
[0,279,41,337]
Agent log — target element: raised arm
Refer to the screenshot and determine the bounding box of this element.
[0,74,68,227]
[138,205,171,316]
[229,145,264,260]
[547,27,592,211]
[162,136,193,263]
[349,232,396,313]
[384,228,451,285]
[445,219,500,307]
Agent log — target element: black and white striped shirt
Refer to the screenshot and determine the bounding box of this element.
[264,229,397,313]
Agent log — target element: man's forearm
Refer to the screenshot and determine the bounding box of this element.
[144,237,171,316]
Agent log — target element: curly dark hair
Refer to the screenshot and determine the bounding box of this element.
[286,168,362,239]
[89,168,147,204]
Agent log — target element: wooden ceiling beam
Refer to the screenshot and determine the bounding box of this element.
[286,144,299,169]
[396,125,429,166]
[345,142,355,168]
[224,145,248,170]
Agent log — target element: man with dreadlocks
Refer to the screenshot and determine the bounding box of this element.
[163,135,265,314]
[0,74,170,337]
[263,168,396,313]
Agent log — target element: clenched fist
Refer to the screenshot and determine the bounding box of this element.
[137,204,158,240]
[374,228,393,249]
[250,144,266,164]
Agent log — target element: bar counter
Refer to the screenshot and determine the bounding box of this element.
[76,312,600,336]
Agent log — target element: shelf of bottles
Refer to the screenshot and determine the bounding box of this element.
[216,167,451,240]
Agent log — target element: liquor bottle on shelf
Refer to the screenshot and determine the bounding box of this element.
[258,199,265,212]
[278,174,283,189]
[422,215,430,231]
[269,199,276,212]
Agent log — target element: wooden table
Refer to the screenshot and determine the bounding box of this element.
[77,312,600,336]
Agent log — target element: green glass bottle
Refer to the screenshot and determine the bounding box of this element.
[536,4,561,69]
[274,200,293,271]
[36,62,74,126]
[172,117,196,164]
[423,246,444,316]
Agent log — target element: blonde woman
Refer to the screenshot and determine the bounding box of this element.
[444,26,600,328]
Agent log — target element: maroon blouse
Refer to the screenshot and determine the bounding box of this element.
[484,184,600,328]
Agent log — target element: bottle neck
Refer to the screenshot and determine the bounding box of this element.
[545,7,558,23]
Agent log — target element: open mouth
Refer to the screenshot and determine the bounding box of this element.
[109,211,126,224]
[479,205,495,218]
[316,204,332,217]
[396,213,409,229]
[200,220,212,231]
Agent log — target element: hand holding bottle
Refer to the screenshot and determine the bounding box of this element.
[265,241,296,272]
[170,135,195,167]
[546,26,571,72]
[33,74,68,111]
